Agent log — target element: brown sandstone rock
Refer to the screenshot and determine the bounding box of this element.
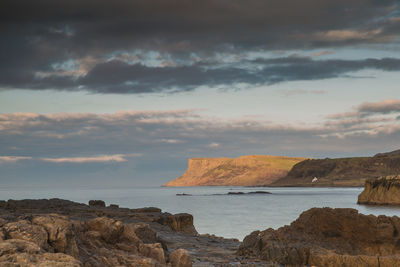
[0,218,7,227]
[138,243,166,264]
[358,175,400,205]
[238,207,400,266]
[3,220,48,249]
[169,249,192,267]
[132,223,158,244]
[0,239,81,266]
[86,217,124,243]
[156,213,197,235]
[32,214,79,257]
[0,239,42,255]
[0,198,249,266]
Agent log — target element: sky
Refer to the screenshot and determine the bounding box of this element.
[1,0,400,188]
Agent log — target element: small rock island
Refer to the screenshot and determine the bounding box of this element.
[358,175,400,205]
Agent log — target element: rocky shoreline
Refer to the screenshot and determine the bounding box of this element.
[239,207,400,266]
[0,198,268,266]
[1,198,399,266]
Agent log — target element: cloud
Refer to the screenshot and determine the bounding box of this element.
[207,142,220,148]
[0,154,141,164]
[0,105,399,162]
[358,99,400,114]
[1,105,400,185]
[41,154,129,163]
[322,99,400,137]
[157,139,184,144]
[329,99,400,119]
[313,29,383,41]
[0,0,399,93]
[310,50,335,57]
[0,156,32,164]
[2,56,400,94]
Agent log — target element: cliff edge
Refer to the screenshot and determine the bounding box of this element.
[165,155,306,186]
[358,175,400,205]
[271,150,400,187]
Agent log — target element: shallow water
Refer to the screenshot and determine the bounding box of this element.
[1,186,399,240]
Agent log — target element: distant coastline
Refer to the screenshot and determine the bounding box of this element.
[165,149,400,187]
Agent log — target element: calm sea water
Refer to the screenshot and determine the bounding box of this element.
[1,186,399,240]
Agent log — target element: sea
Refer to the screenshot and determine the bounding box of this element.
[1,186,400,240]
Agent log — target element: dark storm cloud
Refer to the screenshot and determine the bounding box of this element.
[13,57,400,93]
[0,0,399,93]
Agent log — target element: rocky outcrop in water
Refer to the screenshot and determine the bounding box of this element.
[358,175,400,205]
[0,198,268,266]
[238,207,400,266]
[165,155,306,186]
[272,149,400,187]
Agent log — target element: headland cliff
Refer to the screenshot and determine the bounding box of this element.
[165,155,306,186]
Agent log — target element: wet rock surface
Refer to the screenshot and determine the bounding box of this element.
[358,175,400,205]
[238,207,400,266]
[0,198,268,266]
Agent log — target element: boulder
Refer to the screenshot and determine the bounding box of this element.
[0,239,42,255]
[238,207,400,266]
[86,217,124,243]
[132,223,158,244]
[169,249,192,267]
[156,213,197,235]
[32,214,79,257]
[88,200,106,207]
[139,243,166,264]
[2,220,48,249]
[0,239,81,267]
